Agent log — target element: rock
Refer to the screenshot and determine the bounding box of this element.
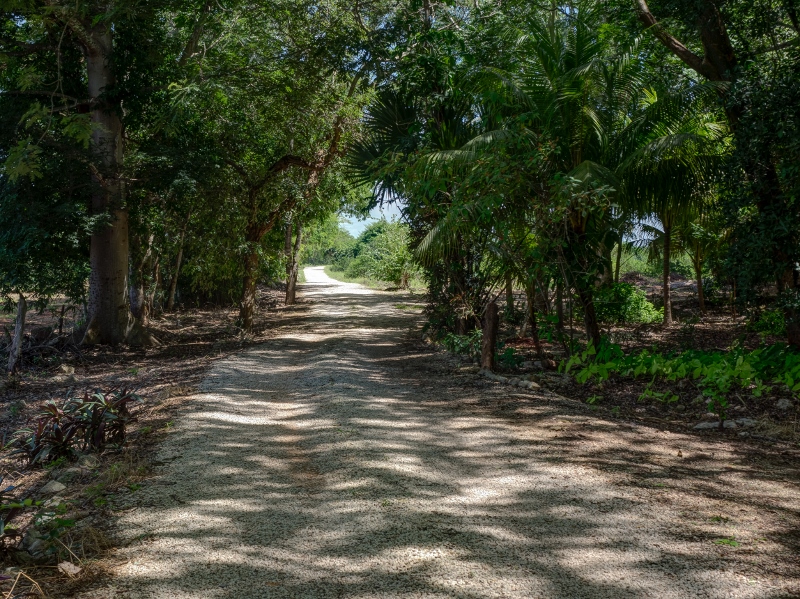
[521,361,534,369]
[693,420,738,430]
[533,361,543,368]
[776,397,794,411]
[77,454,100,469]
[39,481,66,495]
[57,467,84,483]
[21,529,45,556]
[12,550,34,565]
[58,364,75,375]
[43,495,65,508]
[738,431,750,438]
[734,418,757,428]
[58,561,82,577]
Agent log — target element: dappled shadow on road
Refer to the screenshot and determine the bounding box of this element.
[105,270,799,599]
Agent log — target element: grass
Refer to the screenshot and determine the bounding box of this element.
[322,265,428,292]
[394,303,424,311]
[616,245,697,281]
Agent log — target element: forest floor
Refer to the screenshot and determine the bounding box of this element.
[50,267,799,598]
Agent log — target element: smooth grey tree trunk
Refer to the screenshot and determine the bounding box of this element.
[166,226,186,311]
[505,274,514,313]
[83,23,132,345]
[286,222,303,305]
[8,293,26,373]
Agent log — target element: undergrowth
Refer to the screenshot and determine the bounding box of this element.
[562,340,800,422]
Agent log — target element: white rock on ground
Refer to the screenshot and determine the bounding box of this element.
[84,267,798,599]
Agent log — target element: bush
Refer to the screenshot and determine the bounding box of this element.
[12,389,141,465]
[442,329,483,358]
[332,219,418,287]
[563,340,800,420]
[749,308,786,336]
[594,283,662,324]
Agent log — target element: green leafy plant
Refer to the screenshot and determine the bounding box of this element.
[442,329,483,358]
[748,309,786,337]
[593,283,663,324]
[497,347,523,369]
[562,340,800,421]
[12,388,142,465]
[65,388,141,451]
[12,401,83,465]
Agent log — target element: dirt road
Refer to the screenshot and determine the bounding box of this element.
[87,267,799,598]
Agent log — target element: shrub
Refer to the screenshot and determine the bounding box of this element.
[563,340,800,421]
[749,308,786,337]
[12,388,141,465]
[497,346,523,369]
[442,329,483,358]
[593,283,662,324]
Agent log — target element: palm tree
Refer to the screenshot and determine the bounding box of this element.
[617,86,727,324]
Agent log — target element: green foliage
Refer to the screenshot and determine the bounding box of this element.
[303,216,356,265]
[594,283,663,324]
[619,245,696,281]
[497,347,523,369]
[442,330,483,359]
[563,340,800,420]
[335,220,418,288]
[749,309,787,337]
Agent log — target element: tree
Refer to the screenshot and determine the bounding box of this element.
[633,0,800,345]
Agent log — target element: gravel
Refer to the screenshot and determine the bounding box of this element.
[81,267,799,598]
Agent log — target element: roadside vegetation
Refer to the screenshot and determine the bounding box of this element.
[0,0,798,594]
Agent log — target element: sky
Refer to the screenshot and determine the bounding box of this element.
[341,202,405,236]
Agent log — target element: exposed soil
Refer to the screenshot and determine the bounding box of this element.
[47,267,800,598]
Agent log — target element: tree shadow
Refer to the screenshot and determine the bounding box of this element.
[103,271,799,598]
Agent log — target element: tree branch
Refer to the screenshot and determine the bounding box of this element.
[634,0,716,80]
[178,0,214,67]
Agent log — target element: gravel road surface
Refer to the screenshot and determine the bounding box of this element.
[85,267,799,598]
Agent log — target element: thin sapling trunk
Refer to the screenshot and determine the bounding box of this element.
[662,224,673,326]
[8,292,26,373]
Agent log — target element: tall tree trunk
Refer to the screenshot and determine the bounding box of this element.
[147,256,160,319]
[129,233,154,326]
[82,23,131,345]
[693,255,706,315]
[7,293,26,373]
[575,283,602,347]
[286,222,303,305]
[556,278,565,334]
[166,225,187,311]
[505,273,514,313]
[239,215,263,333]
[663,224,673,326]
[240,247,259,333]
[526,283,543,358]
[614,242,623,283]
[481,301,499,371]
